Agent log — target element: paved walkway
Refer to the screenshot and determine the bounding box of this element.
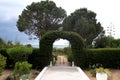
[35,66,90,80]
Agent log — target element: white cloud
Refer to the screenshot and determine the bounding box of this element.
[53,39,69,45]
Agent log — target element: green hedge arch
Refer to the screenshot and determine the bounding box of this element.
[39,31,85,67]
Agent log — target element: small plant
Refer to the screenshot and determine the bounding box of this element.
[89,63,102,77]
[89,68,97,77]
[89,64,110,77]
[96,67,110,80]
[96,67,110,74]
[14,61,32,79]
[0,54,6,76]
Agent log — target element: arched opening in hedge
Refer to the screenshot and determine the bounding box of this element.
[39,31,85,67]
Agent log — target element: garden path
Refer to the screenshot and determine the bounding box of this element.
[35,66,90,80]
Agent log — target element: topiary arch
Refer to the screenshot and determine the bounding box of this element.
[39,31,85,67]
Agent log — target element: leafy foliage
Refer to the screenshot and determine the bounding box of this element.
[89,66,110,77]
[17,0,66,38]
[52,48,66,56]
[0,38,6,48]
[7,46,33,63]
[63,47,73,62]
[96,67,110,73]
[111,38,120,48]
[39,31,84,67]
[94,36,120,48]
[63,8,103,47]
[28,48,40,68]
[0,54,6,75]
[94,36,109,48]
[14,61,32,78]
[84,48,120,68]
[0,48,12,68]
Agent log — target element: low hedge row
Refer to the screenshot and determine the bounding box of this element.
[0,48,47,69]
[1,48,120,69]
[0,47,33,68]
[83,48,120,69]
[7,46,33,63]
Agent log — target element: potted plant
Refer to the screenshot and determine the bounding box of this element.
[96,67,109,80]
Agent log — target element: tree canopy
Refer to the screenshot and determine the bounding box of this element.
[63,8,103,47]
[95,36,120,48]
[17,0,66,38]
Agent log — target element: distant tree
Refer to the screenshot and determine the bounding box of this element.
[63,8,103,47]
[95,36,108,48]
[95,36,115,48]
[6,41,13,48]
[111,38,120,48]
[17,0,66,39]
[25,44,32,47]
[107,36,114,47]
[0,38,6,48]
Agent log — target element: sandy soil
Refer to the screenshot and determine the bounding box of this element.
[0,69,13,80]
[0,69,40,80]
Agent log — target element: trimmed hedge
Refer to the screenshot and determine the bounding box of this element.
[39,31,84,67]
[7,46,33,64]
[1,47,120,69]
[28,48,41,69]
[83,48,120,69]
[0,48,48,69]
[28,48,50,69]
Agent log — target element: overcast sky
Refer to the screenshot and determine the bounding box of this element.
[0,0,120,45]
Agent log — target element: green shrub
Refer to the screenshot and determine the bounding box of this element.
[96,67,110,73]
[29,48,51,69]
[0,48,13,68]
[0,48,8,57]
[28,48,40,68]
[14,61,32,77]
[0,54,6,75]
[7,46,33,63]
[6,61,32,80]
[84,48,120,69]
[67,53,74,63]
